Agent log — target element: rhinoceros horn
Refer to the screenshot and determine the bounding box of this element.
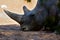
[23,6,30,15]
[23,0,41,14]
[4,9,23,23]
[23,0,42,15]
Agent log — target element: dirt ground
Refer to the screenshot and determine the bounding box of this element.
[0,24,60,40]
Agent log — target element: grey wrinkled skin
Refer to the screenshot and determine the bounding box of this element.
[3,0,59,31]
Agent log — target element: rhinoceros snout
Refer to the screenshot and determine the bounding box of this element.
[21,25,30,31]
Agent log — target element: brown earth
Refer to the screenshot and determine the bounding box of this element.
[0,24,60,40]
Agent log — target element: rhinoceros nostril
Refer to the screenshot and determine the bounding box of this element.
[20,21,24,25]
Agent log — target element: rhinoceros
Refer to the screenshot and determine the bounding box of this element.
[4,0,59,32]
[4,0,47,31]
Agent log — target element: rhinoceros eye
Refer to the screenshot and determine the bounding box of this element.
[30,14,35,17]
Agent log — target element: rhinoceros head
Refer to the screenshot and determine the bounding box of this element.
[3,0,57,31]
[3,0,44,31]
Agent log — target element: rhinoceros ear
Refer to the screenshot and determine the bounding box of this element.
[34,0,42,10]
[4,9,23,23]
[23,6,30,15]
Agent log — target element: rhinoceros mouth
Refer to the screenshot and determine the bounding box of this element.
[20,24,43,31]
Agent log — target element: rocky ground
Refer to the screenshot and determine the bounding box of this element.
[0,24,60,40]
